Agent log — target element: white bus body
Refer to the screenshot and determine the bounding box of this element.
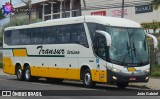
[3,16,157,88]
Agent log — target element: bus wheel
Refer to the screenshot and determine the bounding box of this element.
[16,66,24,81]
[82,69,95,88]
[46,78,63,83]
[24,66,32,82]
[116,82,128,89]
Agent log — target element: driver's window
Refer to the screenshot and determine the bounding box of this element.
[87,23,107,60]
[95,34,107,60]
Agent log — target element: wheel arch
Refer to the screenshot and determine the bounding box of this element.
[23,63,30,69]
[15,62,22,75]
[80,65,91,80]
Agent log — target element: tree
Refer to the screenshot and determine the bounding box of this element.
[2,18,41,32]
[0,18,41,47]
[0,9,5,20]
[151,0,160,10]
[141,23,150,33]
[150,21,159,34]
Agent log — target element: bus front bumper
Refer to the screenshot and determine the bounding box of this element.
[107,69,149,83]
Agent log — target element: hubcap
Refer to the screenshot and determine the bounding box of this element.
[84,73,91,85]
[17,69,22,79]
[25,69,30,80]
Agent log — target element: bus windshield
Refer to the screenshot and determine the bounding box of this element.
[107,27,149,66]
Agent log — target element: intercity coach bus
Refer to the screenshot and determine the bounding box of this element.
[3,16,158,88]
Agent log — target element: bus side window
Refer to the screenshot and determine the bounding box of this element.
[31,28,43,44]
[57,25,70,44]
[70,24,88,47]
[70,31,78,43]
[78,32,88,47]
[4,30,11,45]
[87,23,107,59]
[95,34,107,60]
[20,29,30,45]
[56,26,63,44]
[11,30,20,45]
[43,26,56,44]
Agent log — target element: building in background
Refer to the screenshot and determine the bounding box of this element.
[12,0,81,21]
[81,0,160,24]
[11,0,160,29]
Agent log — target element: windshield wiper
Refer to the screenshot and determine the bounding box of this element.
[121,42,132,63]
[127,41,131,57]
[132,42,144,65]
[133,43,136,57]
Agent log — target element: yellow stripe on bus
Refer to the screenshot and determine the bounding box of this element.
[13,49,27,57]
[30,67,107,82]
[30,67,81,80]
[91,70,107,82]
[3,57,15,75]
[3,57,107,83]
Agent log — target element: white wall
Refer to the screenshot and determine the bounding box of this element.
[82,6,160,24]
[81,0,160,23]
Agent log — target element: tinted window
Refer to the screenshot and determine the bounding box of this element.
[20,29,30,45]
[87,23,105,42]
[87,23,108,59]
[70,24,88,47]
[31,28,43,44]
[4,30,11,45]
[57,25,70,44]
[43,26,56,44]
[4,23,88,47]
[11,30,20,45]
[57,26,66,44]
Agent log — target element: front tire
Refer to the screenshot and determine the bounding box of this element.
[16,66,24,81]
[82,69,95,88]
[116,82,128,89]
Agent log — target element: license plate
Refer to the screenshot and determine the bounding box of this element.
[130,77,136,81]
[128,67,136,72]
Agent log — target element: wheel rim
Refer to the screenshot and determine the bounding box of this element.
[17,68,22,79]
[84,73,91,85]
[25,69,30,80]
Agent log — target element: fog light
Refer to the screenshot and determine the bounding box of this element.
[144,68,150,73]
[112,76,117,80]
[145,77,149,80]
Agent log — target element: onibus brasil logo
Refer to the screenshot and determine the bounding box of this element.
[1,2,14,15]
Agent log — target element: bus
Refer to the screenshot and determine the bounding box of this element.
[3,16,158,88]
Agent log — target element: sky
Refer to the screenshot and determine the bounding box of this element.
[0,0,22,26]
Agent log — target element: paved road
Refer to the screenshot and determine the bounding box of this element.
[0,74,160,99]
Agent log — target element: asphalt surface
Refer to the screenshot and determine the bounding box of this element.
[0,75,160,99]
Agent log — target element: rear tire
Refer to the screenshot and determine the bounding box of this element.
[24,66,32,82]
[16,66,24,81]
[116,82,128,89]
[82,69,96,88]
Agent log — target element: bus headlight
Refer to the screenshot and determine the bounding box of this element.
[111,68,122,73]
[144,68,150,73]
[106,66,122,73]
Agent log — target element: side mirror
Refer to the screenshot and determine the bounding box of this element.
[146,33,158,50]
[96,30,111,46]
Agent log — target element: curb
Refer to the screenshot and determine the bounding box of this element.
[150,76,160,79]
[128,84,150,89]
